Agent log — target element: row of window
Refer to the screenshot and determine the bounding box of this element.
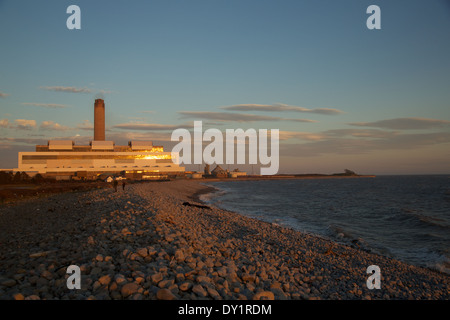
[26,164,174,169]
[22,154,172,160]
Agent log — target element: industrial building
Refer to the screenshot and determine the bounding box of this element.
[14,99,185,180]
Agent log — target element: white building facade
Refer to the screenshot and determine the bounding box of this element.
[16,140,185,180]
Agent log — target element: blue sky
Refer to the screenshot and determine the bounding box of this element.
[1,0,450,174]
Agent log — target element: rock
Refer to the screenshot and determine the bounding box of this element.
[174,249,184,262]
[29,251,53,258]
[192,284,207,297]
[176,273,185,283]
[114,274,127,285]
[151,272,164,284]
[136,247,148,258]
[241,273,256,282]
[13,293,25,300]
[253,291,275,300]
[90,267,102,276]
[196,276,212,284]
[1,279,17,287]
[207,287,222,300]
[147,246,157,256]
[41,270,53,280]
[121,283,140,298]
[135,277,145,285]
[165,234,175,242]
[98,275,111,286]
[156,288,177,300]
[13,273,25,281]
[158,279,174,289]
[205,258,216,268]
[179,282,192,291]
[87,236,95,245]
[110,290,122,300]
[95,254,104,262]
[217,267,227,277]
[25,295,40,300]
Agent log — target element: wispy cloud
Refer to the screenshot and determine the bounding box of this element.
[0,92,10,98]
[14,119,36,130]
[289,119,318,123]
[349,117,450,130]
[323,129,399,139]
[2,118,40,130]
[40,86,92,93]
[22,102,68,108]
[178,111,317,123]
[178,111,279,122]
[280,132,450,157]
[221,103,344,115]
[113,122,194,131]
[76,120,94,131]
[1,137,47,146]
[279,131,326,141]
[40,121,70,131]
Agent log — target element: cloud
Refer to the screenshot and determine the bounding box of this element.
[0,119,11,128]
[289,119,318,123]
[0,92,10,98]
[76,120,94,131]
[323,129,399,139]
[22,103,68,108]
[221,103,344,115]
[106,131,174,143]
[349,117,450,130]
[1,137,47,145]
[113,122,194,131]
[14,119,36,130]
[40,86,92,93]
[40,121,70,131]
[279,131,326,141]
[178,111,317,123]
[179,111,280,122]
[280,132,450,157]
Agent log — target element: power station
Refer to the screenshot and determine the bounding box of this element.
[14,99,185,180]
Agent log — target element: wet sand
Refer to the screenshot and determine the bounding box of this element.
[0,179,448,300]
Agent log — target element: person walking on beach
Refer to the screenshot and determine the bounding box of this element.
[113,179,118,192]
[122,181,126,191]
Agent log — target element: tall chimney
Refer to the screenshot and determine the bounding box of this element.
[94,99,105,141]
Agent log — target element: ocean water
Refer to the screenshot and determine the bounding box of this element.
[201,175,450,274]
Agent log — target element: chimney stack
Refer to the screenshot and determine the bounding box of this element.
[94,99,105,141]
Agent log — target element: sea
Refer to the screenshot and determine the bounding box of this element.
[200,175,450,274]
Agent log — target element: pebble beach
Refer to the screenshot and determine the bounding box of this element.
[0,180,448,300]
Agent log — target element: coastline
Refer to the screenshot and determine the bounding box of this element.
[0,179,448,300]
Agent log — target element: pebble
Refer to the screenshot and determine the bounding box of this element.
[156,288,177,300]
[192,284,208,297]
[1,279,16,287]
[13,293,25,300]
[253,291,275,300]
[0,181,448,301]
[121,283,140,298]
[98,275,111,286]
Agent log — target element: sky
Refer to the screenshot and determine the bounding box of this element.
[0,0,449,175]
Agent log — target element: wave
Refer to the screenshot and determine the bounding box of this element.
[205,177,450,274]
